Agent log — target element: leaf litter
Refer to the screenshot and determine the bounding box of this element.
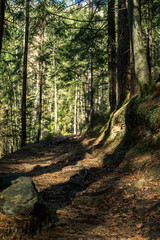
[0,135,160,239]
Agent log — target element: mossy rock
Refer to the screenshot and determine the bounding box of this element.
[0,176,52,230]
[109,103,129,140]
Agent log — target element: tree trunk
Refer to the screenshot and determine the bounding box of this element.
[37,22,45,142]
[13,87,19,150]
[9,85,14,152]
[87,0,94,124]
[147,0,152,74]
[128,0,154,97]
[74,83,78,135]
[37,70,42,142]
[54,75,58,133]
[87,51,93,123]
[82,76,87,122]
[0,0,5,55]
[117,0,130,104]
[130,42,138,96]
[32,24,42,139]
[21,0,29,146]
[108,0,116,112]
[77,87,80,133]
[80,84,84,124]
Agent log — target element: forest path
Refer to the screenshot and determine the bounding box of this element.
[0,135,160,239]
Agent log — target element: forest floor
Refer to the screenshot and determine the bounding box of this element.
[0,133,160,240]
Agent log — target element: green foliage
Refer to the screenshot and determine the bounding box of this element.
[0,0,159,158]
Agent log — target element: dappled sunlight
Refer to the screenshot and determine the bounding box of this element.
[0,126,160,239]
[0,0,159,237]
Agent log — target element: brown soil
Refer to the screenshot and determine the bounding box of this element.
[0,135,160,240]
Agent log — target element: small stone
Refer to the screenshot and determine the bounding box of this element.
[84,152,93,159]
[134,178,148,189]
[85,157,104,167]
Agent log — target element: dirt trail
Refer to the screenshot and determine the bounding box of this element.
[0,135,160,240]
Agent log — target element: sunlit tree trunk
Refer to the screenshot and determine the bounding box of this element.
[147,0,152,74]
[95,81,99,113]
[32,24,42,139]
[21,0,29,146]
[108,0,116,112]
[32,64,40,130]
[87,52,93,122]
[77,87,80,133]
[54,75,58,133]
[5,105,9,154]
[9,85,14,152]
[74,83,78,135]
[117,0,130,104]
[87,0,94,124]
[130,42,138,96]
[14,87,19,150]
[37,20,45,142]
[128,0,154,97]
[82,75,87,122]
[80,84,84,124]
[37,62,44,142]
[0,0,5,55]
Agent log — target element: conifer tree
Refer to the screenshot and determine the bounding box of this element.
[117,0,130,104]
[0,0,5,55]
[128,0,154,97]
[21,0,29,146]
[108,0,116,111]
[147,0,153,74]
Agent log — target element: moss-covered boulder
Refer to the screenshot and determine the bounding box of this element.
[0,176,51,228]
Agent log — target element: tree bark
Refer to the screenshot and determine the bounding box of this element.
[147,0,152,74]
[117,0,130,104]
[74,83,78,135]
[80,84,84,124]
[130,41,138,96]
[87,0,94,124]
[0,0,5,55]
[21,0,29,146]
[82,76,87,122]
[128,0,154,97]
[37,25,45,143]
[87,51,93,123]
[37,65,43,142]
[32,24,42,139]
[108,0,116,112]
[54,75,58,133]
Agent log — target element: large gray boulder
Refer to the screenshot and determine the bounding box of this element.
[0,176,51,228]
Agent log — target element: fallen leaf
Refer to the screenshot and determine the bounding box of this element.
[136,223,143,229]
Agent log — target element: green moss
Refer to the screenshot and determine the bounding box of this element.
[139,159,149,166]
[125,90,160,134]
[145,165,160,179]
